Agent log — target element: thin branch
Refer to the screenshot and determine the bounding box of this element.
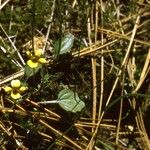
[0,0,11,10]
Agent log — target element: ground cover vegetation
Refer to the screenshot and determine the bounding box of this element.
[0,0,150,149]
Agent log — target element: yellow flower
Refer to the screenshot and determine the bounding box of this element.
[3,79,27,100]
[26,49,47,68]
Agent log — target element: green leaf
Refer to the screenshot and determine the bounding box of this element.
[54,33,74,57]
[57,88,85,113]
[24,64,40,79]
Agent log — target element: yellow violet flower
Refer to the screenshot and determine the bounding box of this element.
[26,49,47,68]
[3,79,28,100]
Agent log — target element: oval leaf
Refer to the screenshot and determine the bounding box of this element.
[54,33,74,57]
[57,88,85,113]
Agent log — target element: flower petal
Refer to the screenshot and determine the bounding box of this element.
[34,49,42,57]
[38,58,47,64]
[11,80,21,88]
[3,86,12,93]
[19,86,28,92]
[11,92,21,99]
[27,60,38,68]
